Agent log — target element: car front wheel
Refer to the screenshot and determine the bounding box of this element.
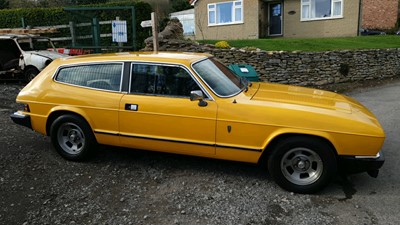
[50,114,96,161]
[268,136,337,194]
[24,67,39,82]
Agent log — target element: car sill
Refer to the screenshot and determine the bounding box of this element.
[94,130,262,152]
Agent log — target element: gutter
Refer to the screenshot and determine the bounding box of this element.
[358,0,363,36]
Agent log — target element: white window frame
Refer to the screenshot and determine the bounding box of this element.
[207,0,243,26]
[301,0,343,21]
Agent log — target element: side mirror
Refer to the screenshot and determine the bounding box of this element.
[190,90,208,107]
[190,90,203,101]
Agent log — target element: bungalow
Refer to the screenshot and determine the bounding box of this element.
[190,0,399,40]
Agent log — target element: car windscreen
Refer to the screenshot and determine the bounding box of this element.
[17,38,53,51]
[192,58,243,97]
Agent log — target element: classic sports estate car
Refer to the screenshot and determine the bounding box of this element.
[11,52,385,193]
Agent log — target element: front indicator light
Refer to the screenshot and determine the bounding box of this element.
[16,103,30,113]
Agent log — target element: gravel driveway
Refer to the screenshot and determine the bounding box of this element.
[1,81,399,225]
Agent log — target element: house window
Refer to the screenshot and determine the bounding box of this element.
[301,0,343,20]
[208,0,243,26]
[170,13,195,35]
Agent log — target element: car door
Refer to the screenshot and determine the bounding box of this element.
[119,63,217,156]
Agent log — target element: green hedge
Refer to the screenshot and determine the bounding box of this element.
[0,1,152,49]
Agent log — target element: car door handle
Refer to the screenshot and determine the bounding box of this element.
[125,104,138,111]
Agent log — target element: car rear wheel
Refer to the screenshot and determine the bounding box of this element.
[268,136,337,194]
[50,114,96,161]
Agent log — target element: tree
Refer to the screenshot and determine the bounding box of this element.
[0,0,9,9]
[171,0,192,12]
[8,0,108,8]
[72,0,108,5]
[195,9,205,40]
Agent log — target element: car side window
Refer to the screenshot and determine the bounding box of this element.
[130,64,200,97]
[55,63,123,91]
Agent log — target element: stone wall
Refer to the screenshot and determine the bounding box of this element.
[142,40,400,87]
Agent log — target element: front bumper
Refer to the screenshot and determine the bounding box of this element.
[338,151,384,177]
[10,112,32,129]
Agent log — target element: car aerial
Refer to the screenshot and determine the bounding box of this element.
[10,52,385,193]
[0,34,66,81]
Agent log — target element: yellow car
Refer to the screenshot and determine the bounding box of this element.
[10,52,385,193]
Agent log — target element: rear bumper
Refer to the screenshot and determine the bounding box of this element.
[10,112,32,129]
[338,151,384,177]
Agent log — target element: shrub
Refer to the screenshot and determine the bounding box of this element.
[215,41,231,49]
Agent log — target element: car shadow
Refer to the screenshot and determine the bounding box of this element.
[88,145,356,196]
[92,144,270,181]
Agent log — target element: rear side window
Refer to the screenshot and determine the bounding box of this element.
[55,63,123,91]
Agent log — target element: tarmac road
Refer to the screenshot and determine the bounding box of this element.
[0,81,399,225]
[341,81,400,225]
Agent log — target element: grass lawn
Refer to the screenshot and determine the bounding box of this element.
[200,35,400,52]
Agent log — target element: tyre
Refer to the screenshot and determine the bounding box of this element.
[267,136,337,194]
[50,114,96,161]
[24,67,39,82]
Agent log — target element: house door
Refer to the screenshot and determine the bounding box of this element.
[269,2,282,36]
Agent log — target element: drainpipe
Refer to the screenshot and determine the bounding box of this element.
[358,0,363,36]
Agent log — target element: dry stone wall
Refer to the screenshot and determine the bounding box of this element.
[142,40,400,87]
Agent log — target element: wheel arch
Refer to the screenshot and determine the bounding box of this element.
[24,65,39,70]
[46,108,93,137]
[258,132,338,166]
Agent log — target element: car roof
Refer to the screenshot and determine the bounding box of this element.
[57,52,212,66]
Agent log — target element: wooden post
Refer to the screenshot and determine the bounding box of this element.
[69,21,76,47]
[92,17,100,53]
[151,12,159,53]
[21,18,26,29]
